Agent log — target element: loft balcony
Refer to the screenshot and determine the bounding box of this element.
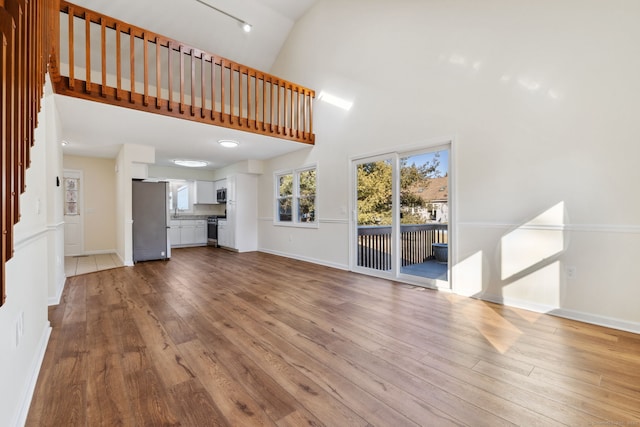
[49,1,315,145]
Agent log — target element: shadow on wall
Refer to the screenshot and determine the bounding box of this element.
[451,202,568,353]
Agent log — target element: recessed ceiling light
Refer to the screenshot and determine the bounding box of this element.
[218,139,239,148]
[173,159,208,168]
[241,22,252,33]
[61,140,69,146]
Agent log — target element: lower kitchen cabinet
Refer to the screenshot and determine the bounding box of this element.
[217,220,229,248]
[169,219,207,247]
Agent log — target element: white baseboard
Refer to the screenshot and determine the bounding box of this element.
[13,322,52,427]
[258,248,349,271]
[48,274,67,306]
[549,308,640,335]
[473,292,640,335]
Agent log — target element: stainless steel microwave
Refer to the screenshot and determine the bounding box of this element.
[216,187,226,203]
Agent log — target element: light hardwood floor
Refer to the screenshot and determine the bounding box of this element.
[27,247,640,426]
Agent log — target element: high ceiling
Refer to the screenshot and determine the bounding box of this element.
[58,0,318,170]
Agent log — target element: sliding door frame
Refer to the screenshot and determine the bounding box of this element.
[349,138,455,290]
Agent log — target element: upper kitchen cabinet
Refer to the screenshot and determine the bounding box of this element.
[194,180,216,204]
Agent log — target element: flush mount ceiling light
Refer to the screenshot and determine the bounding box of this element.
[173,159,208,168]
[218,139,239,148]
[195,0,252,32]
[317,91,353,111]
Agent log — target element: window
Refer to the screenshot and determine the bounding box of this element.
[275,166,316,226]
[177,185,189,211]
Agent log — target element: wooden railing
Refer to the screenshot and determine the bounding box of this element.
[1,0,55,304]
[357,224,448,271]
[49,1,315,144]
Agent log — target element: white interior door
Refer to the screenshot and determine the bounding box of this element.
[63,170,83,256]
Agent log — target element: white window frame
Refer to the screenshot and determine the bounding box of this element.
[274,164,318,228]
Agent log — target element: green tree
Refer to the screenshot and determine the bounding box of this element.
[357,161,392,225]
[357,154,441,225]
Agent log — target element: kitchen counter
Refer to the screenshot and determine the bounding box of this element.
[170,215,210,220]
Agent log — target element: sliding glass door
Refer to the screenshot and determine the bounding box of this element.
[352,145,450,288]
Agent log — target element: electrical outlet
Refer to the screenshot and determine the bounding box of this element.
[566,266,577,279]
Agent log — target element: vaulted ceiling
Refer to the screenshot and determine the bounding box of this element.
[58,0,318,170]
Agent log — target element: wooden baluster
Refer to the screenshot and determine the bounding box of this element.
[19,0,27,192]
[129,28,134,102]
[302,89,307,139]
[289,84,293,137]
[261,76,265,131]
[155,37,161,108]
[1,5,15,265]
[143,32,148,106]
[179,45,184,114]
[271,79,276,132]
[237,67,242,126]
[276,81,281,134]
[220,59,224,122]
[167,41,173,111]
[309,91,314,141]
[115,22,121,100]
[229,62,234,124]
[115,22,122,101]
[254,72,258,129]
[68,6,74,89]
[209,55,215,120]
[246,69,250,126]
[200,53,205,118]
[190,49,194,116]
[297,88,301,138]
[84,11,90,93]
[7,0,24,196]
[1,21,6,302]
[283,83,288,136]
[100,17,105,97]
[11,0,23,208]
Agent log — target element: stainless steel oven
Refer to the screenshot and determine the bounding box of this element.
[207,216,218,246]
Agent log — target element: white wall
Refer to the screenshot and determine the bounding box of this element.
[0,79,62,426]
[260,0,640,331]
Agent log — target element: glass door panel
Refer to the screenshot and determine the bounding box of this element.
[355,158,394,273]
[399,149,449,284]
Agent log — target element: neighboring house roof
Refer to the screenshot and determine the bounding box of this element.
[409,176,448,203]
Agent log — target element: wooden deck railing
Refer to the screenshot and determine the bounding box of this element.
[357,224,448,271]
[1,0,55,304]
[48,1,315,144]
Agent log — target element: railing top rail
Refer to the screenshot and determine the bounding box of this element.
[58,0,315,95]
[357,223,448,235]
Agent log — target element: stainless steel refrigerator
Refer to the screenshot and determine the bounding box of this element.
[132,180,170,262]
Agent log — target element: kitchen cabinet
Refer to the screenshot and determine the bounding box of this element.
[194,180,216,204]
[170,219,207,247]
[218,174,257,252]
[215,179,227,192]
[217,220,229,248]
